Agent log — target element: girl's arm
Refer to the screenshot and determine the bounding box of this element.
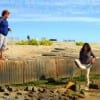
[91,51,96,58]
[91,51,96,64]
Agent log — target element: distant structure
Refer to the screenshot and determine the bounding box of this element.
[49,39,57,41]
[63,40,75,42]
[27,35,30,40]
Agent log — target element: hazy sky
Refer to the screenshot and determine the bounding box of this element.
[0,0,100,42]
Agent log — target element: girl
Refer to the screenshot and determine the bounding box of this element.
[75,43,96,89]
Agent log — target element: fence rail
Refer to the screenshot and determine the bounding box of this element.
[0,56,100,85]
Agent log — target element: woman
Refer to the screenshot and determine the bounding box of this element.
[79,43,96,65]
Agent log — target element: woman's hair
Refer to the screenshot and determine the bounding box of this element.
[81,43,91,53]
[1,10,10,16]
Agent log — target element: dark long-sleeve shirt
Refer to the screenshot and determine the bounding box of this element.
[0,17,9,36]
[79,50,95,64]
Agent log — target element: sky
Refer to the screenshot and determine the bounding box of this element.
[0,0,100,42]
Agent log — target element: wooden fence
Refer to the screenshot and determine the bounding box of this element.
[0,56,100,85]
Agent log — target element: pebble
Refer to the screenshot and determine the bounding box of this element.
[4,92,10,96]
[0,86,5,92]
[15,96,19,99]
[32,86,38,92]
[27,94,33,98]
[24,87,29,91]
[7,86,13,92]
[16,92,22,95]
[38,88,46,93]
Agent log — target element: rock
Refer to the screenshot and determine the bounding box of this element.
[24,87,28,91]
[4,92,10,96]
[16,92,22,95]
[24,86,33,91]
[89,84,99,89]
[38,88,46,93]
[6,86,13,92]
[0,86,5,92]
[61,93,66,96]
[50,90,54,93]
[28,86,33,91]
[80,90,85,95]
[15,96,19,99]
[32,87,38,92]
[27,94,33,98]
